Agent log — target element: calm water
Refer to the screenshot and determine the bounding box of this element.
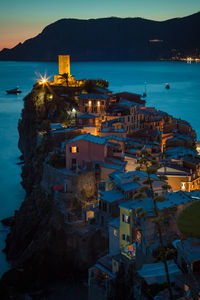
[0,60,200,277]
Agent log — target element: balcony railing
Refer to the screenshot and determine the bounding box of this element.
[121,242,136,260]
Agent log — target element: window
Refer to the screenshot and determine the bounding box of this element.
[125,192,130,199]
[114,229,118,237]
[71,158,77,170]
[122,214,130,224]
[70,146,79,153]
[84,107,88,113]
[122,234,130,241]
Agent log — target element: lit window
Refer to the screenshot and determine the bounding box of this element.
[122,214,130,224]
[114,229,118,237]
[181,182,186,190]
[70,146,79,153]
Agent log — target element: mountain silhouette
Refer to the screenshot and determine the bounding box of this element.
[0,12,200,61]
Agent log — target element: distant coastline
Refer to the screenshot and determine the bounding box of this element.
[0,11,199,62]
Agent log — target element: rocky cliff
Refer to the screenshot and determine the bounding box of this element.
[0,83,106,298]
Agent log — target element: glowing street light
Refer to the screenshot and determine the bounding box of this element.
[41,78,47,84]
[35,72,51,85]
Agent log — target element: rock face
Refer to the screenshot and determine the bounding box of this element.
[0,84,106,295]
[0,12,200,61]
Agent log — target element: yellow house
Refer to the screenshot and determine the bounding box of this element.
[119,200,143,260]
[119,205,134,259]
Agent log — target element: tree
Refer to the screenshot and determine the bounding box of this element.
[61,73,69,86]
[136,149,174,300]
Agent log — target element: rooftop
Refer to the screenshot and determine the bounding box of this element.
[119,191,195,212]
[102,163,125,171]
[101,128,125,133]
[63,134,107,146]
[119,181,141,192]
[183,154,200,165]
[158,191,193,210]
[79,93,108,100]
[50,123,64,130]
[119,99,143,108]
[100,190,124,203]
[138,260,181,284]
[110,170,160,184]
[164,146,196,159]
[77,113,99,118]
[119,197,154,214]
[173,238,200,263]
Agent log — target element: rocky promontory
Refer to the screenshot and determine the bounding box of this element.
[0,81,107,299]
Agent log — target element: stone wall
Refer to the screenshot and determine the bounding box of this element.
[41,163,97,198]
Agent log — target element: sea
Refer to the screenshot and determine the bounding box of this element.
[0,60,200,279]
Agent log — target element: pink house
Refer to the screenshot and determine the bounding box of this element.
[64,134,125,170]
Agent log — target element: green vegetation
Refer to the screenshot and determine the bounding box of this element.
[136,149,174,300]
[178,201,200,238]
[48,151,65,168]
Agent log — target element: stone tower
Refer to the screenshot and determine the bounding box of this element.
[58,55,70,75]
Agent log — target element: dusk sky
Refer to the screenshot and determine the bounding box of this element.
[0,0,199,50]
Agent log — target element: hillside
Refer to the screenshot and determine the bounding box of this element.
[0,12,200,61]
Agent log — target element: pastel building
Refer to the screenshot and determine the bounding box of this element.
[100,117,126,139]
[157,155,200,192]
[97,170,166,227]
[78,93,109,114]
[119,191,196,260]
[63,134,125,172]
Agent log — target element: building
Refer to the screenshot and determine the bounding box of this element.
[54,55,85,86]
[78,93,109,114]
[119,191,196,260]
[63,134,125,178]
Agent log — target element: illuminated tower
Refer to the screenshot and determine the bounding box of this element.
[58,55,70,75]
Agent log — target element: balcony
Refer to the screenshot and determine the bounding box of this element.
[121,242,136,260]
